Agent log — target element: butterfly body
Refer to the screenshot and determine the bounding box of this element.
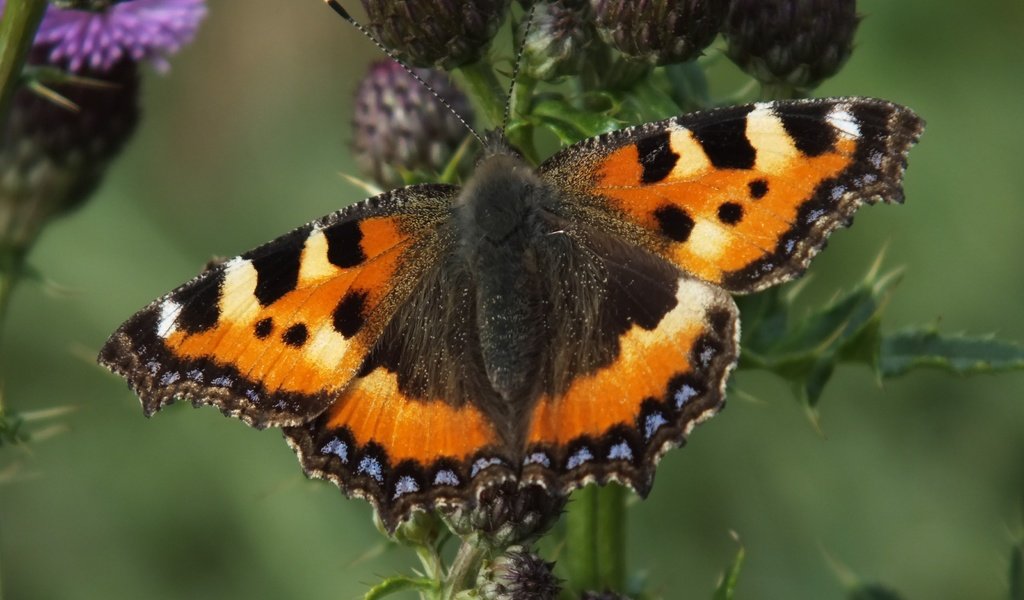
[100,98,923,531]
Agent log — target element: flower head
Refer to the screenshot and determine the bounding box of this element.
[591,0,728,65]
[29,0,206,73]
[360,0,510,70]
[520,0,595,81]
[477,546,560,600]
[352,60,475,188]
[724,0,860,92]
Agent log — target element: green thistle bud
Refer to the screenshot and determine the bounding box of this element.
[724,0,860,92]
[590,0,728,65]
[373,508,445,547]
[519,0,595,81]
[360,0,511,70]
[0,53,139,251]
[477,546,560,600]
[351,60,474,189]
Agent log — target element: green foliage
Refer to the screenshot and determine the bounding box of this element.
[738,258,1024,410]
[0,406,26,447]
[711,537,744,600]
[879,328,1024,378]
[364,576,438,600]
[737,261,899,407]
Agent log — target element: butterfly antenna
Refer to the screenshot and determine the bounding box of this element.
[325,0,485,147]
[501,4,537,133]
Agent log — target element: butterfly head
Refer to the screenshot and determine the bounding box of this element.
[457,132,549,245]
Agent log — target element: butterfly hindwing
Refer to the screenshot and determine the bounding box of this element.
[519,224,739,495]
[540,97,924,293]
[284,253,516,528]
[99,184,457,428]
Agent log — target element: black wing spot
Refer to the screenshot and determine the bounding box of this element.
[779,103,836,157]
[282,323,309,347]
[717,202,744,225]
[254,317,274,339]
[748,178,769,199]
[690,106,756,169]
[635,131,680,184]
[333,290,369,338]
[653,205,694,242]
[173,269,225,334]
[244,226,311,307]
[324,220,367,268]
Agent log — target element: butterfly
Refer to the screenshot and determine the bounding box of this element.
[99,97,923,532]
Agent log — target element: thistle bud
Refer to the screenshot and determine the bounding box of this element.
[590,0,728,65]
[442,482,565,549]
[0,0,205,251]
[519,0,595,81]
[724,0,860,92]
[477,546,560,600]
[373,508,445,547]
[360,0,511,70]
[0,56,139,250]
[351,61,474,189]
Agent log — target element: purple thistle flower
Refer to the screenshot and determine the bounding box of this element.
[10,0,207,73]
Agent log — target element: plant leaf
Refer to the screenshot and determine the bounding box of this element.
[711,537,744,600]
[363,575,436,600]
[879,328,1024,378]
[531,96,623,141]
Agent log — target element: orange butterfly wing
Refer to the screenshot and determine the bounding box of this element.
[99,184,456,428]
[540,97,924,293]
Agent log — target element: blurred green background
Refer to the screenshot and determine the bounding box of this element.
[2,0,1023,598]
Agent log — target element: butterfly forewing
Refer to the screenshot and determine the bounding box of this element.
[99,184,457,428]
[540,97,924,293]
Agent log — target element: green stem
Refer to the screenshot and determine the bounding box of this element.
[566,485,597,590]
[0,248,26,349]
[564,484,627,593]
[441,536,487,600]
[596,484,626,589]
[455,59,506,131]
[0,0,47,125]
[506,73,537,162]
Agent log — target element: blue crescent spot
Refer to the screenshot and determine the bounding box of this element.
[159,371,180,385]
[320,438,348,463]
[567,447,594,470]
[471,457,504,477]
[433,470,460,487]
[524,452,551,467]
[393,475,420,499]
[358,456,383,482]
[644,412,669,440]
[608,441,633,461]
[674,384,698,409]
